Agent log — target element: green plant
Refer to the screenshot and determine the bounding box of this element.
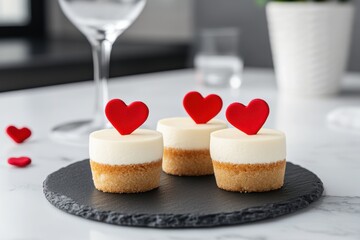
[256,0,350,5]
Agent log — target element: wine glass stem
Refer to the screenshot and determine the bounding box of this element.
[91,39,113,125]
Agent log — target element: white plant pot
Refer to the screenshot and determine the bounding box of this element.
[266,2,355,97]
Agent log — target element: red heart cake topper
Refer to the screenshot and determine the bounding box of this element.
[8,157,32,168]
[183,91,223,124]
[105,99,149,135]
[226,99,270,135]
[6,126,32,144]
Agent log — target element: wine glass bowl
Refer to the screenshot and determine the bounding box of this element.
[53,0,146,144]
[59,0,146,43]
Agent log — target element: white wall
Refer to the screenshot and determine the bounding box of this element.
[47,0,194,43]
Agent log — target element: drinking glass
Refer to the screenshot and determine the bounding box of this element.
[53,0,146,143]
[194,28,243,89]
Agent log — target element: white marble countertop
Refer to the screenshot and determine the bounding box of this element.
[0,69,359,240]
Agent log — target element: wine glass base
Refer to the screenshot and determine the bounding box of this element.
[51,120,107,146]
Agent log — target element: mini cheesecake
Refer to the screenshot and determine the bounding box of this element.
[210,128,286,192]
[89,128,163,193]
[157,117,227,176]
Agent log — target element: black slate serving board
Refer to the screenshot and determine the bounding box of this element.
[43,160,323,228]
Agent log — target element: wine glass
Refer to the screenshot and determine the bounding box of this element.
[52,0,146,144]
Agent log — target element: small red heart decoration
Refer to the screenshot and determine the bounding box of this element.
[183,91,223,124]
[8,157,32,168]
[6,126,32,144]
[226,99,270,135]
[105,99,149,135]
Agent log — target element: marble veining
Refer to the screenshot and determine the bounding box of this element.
[8,183,40,192]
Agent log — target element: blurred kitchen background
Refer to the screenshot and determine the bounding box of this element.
[0,0,359,92]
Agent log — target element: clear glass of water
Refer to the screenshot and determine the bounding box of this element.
[53,0,146,144]
[195,28,243,89]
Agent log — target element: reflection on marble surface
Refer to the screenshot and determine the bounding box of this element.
[1,69,360,239]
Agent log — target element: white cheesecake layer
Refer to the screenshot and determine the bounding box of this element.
[210,128,286,164]
[157,117,227,150]
[89,129,163,165]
